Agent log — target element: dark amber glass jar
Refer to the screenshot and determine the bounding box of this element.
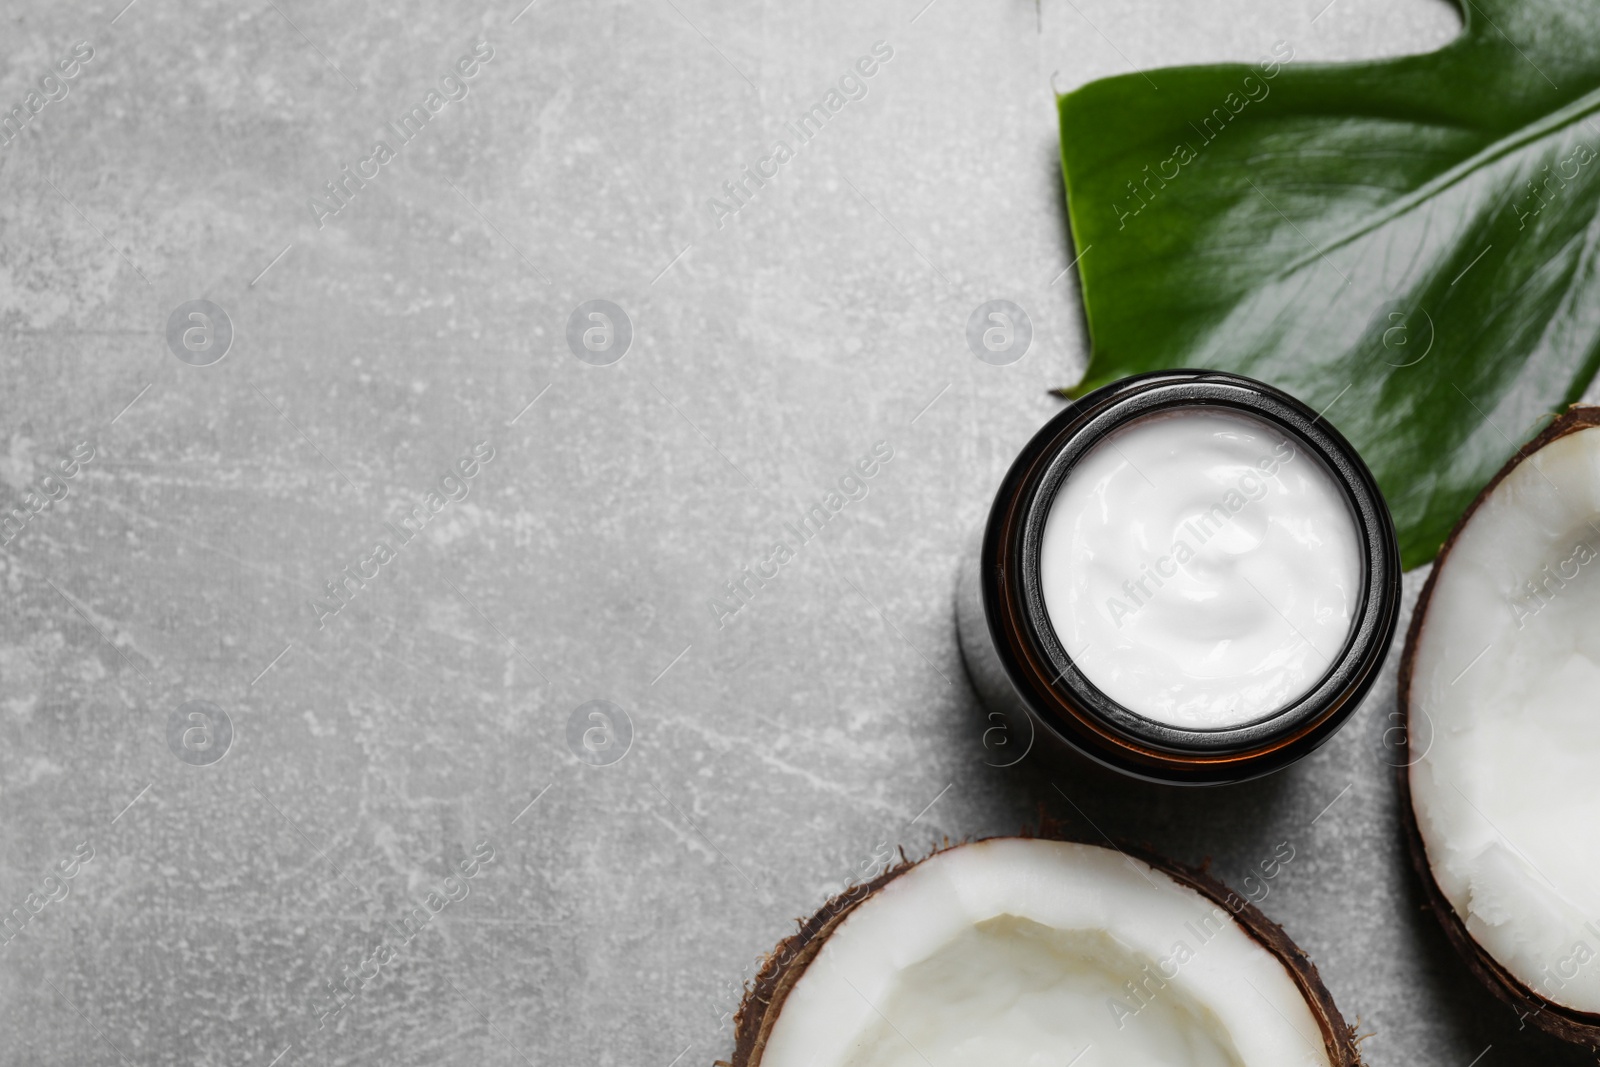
[957,370,1400,785]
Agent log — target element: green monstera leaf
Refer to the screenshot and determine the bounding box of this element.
[1058,3,1600,568]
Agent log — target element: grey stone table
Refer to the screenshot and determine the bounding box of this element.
[1,0,1588,1064]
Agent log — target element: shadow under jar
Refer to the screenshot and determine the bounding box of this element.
[958,370,1401,785]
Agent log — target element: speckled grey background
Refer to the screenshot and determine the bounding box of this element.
[1,0,1591,1064]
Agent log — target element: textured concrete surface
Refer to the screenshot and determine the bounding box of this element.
[1,0,1590,1064]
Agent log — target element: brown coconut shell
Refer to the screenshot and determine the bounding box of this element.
[719,831,1363,1067]
[1397,405,1600,1048]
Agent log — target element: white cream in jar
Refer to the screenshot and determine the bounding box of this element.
[1038,406,1363,730]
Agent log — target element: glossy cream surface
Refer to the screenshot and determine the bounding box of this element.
[1039,407,1362,729]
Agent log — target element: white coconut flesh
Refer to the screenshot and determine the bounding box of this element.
[759,839,1330,1067]
[1409,423,1600,1013]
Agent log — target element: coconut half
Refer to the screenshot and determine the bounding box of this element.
[723,837,1359,1067]
[1401,407,1600,1045]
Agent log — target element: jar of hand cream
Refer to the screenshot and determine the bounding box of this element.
[958,370,1400,784]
